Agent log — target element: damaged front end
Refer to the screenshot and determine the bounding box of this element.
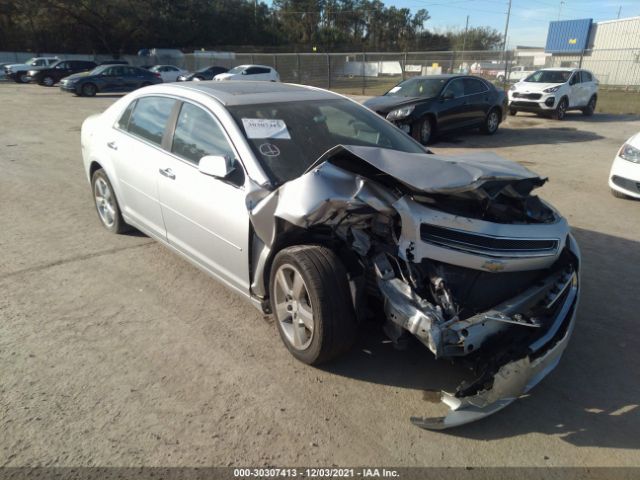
[249,145,580,429]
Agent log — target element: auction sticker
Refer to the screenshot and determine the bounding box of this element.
[242,118,291,139]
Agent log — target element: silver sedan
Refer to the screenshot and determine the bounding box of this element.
[81,81,580,429]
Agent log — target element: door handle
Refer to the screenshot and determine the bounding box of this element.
[159,168,176,179]
[107,141,117,150]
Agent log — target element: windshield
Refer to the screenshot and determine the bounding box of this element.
[385,78,447,98]
[88,65,108,75]
[524,70,571,83]
[227,66,245,74]
[228,98,425,186]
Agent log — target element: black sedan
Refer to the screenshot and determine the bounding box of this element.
[177,66,228,81]
[59,65,162,97]
[28,60,97,87]
[363,75,507,144]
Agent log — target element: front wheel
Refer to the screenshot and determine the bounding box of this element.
[81,83,97,97]
[582,96,596,116]
[412,117,433,145]
[269,245,356,365]
[91,169,129,233]
[16,72,28,83]
[553,97,568,120]
[481,108,501,134]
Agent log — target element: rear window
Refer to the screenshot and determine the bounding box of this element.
[126,97,176,146]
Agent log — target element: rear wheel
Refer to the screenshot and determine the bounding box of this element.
[42,76,55,87]
[412,117,433,145]
[481,108,501,134]
[81,83,97,97]
[269,245,356,365]
[582,95,596,116]
[508,108,518,116]
[553,97,568,120]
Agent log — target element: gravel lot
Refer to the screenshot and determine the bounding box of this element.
[1,82,640,468]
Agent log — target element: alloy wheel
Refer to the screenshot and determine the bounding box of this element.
[94,177,116,228]
[420,120,431,144]
[273,264,314,350]
[487,110,499,132]
[43,76,54,87]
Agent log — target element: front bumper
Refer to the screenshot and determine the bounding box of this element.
[609,155,640,199]
[508,92,557,111]
[378,229,581,429]
[59,83,78,93]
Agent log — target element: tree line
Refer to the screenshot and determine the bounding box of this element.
[0,0,503,55]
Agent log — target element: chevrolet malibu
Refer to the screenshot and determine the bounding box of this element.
[81,82,580,429]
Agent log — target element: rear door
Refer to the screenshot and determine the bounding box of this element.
[567,71,582,107]
[463,77,491,125]
[437,78,467,131]
[157,101,250,293]
[580,70,597,105]
[245,66,271,81]
[108,96,177,239]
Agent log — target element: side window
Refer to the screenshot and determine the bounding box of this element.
[116,99,137,130]
[171,103,235,165]
[127,96,176,146]
[582,71,592,82]
[34,59,46,66]
[463,78,487,95]
[443,79,464,98]
[56,62,68,69]
[102,67,114,76]
[569,72,580,85]
[246,67,269,75]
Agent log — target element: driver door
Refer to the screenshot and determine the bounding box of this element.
[437,78,467,131]
[157,101,250,293]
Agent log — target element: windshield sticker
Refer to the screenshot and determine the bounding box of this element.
[242,118,291,139]
[388,86,401,93]
[259,143,281,157]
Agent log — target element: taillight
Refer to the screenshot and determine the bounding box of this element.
[153,72,161,78]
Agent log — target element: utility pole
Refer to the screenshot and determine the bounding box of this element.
[557,1,565,21]
[502,0,511,84]
[461,15,469,73]
[617,6,622,19]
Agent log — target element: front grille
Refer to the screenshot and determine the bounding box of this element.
[420,224,559,257]
[511,101,541,108]
[612,175,640,193]
[513,92,542,100]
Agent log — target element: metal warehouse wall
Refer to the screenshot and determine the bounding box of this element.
[589,16,640,49]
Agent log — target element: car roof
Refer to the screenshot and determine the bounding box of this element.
[539,67,579,72]
[407,74,465,80]
[168,81,338,106]
[233,64,273,69]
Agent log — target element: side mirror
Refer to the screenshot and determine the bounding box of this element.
[441,91,455,101]
[241,70,247,75]
[199,155,234,179]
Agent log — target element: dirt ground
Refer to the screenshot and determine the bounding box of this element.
[1,82,640,468]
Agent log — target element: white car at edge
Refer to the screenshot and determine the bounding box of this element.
[214,64,280,82]
[609,132,640,199]
[508,68,599,120]
[148,65,188,83]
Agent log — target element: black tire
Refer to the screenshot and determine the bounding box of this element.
[16,72,28,83]
[42,76,55,87]
[81,83,97,97]
[508,108,518,116]
[481,108,501,134]
[553,97,568,120]
[610,188,631,199]
[91,168,129,234]
[582,95,597,116]
[269,245,356,365]
[411,117,434,145]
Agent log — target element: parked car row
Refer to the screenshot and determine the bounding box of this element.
[2,57,282,96]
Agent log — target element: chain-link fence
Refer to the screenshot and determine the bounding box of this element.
[3,48,640,94]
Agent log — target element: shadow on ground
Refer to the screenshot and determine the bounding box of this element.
[326,227,640,450]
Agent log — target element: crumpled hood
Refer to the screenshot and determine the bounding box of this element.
[363,95,428,113]
[311,145,546,195]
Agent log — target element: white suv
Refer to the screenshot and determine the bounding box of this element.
[508,68,598,120]
[214,64,280,82]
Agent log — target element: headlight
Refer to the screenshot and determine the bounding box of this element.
[619,143,640,163]
[543,86,561,93]
[509,84,517,91]
[386,105,415,121]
